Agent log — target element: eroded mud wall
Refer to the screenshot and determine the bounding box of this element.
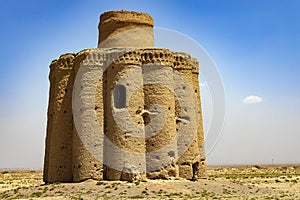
[44,54,75,183]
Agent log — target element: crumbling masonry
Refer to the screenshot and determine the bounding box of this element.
[44,10,206,183]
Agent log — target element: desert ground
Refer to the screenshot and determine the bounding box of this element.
[0,165,299,199]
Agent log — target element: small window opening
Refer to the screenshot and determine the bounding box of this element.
[114,84,126,109]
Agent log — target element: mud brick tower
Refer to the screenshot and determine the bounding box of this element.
[44,10,206,183]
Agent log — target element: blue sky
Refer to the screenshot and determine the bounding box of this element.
[0,0,299,169]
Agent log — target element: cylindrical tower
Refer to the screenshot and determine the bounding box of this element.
[174,53,203,180]
[141,50,178,179]
[44,10,206,183]
[99,11,154,181]
[98,10,154,48]
[103,58,146,181]
[71,49,104,182]
[43,54,75,183]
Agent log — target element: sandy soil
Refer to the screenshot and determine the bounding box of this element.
[0,165,299,199]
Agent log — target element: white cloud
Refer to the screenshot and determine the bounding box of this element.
[242,95,263,104]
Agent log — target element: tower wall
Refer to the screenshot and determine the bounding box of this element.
[104,64,146,181]
[98,11,154,48]
[103,55,146,181]
[71,50,104,182]
[44,54,75,183]
[191,58,206,177]
[142,61,178,179]
[173,53,203,179]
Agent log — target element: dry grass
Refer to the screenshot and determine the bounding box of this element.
[0,165,299,199]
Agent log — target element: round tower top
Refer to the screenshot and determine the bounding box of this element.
[98,10,154,48]
[100,10,154,27]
